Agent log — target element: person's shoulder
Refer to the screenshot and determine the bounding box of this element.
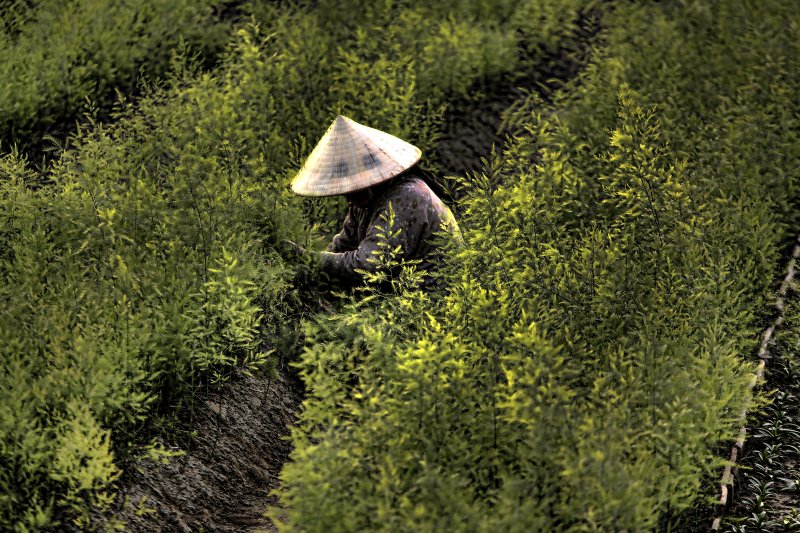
[386,174,433,199]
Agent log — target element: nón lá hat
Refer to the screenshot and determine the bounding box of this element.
[290,115,421,197]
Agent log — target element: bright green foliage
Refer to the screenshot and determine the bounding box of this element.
[0,46,306,523]
[278,1,800,531]
[0,0,230,152]
[0,0,584,529]
[50,401,120,529]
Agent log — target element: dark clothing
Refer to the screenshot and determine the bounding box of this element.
[320,175,458,282]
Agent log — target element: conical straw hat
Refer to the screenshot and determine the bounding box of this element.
[291,115,422,196]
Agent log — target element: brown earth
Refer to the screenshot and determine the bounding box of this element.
[104,366,302,533]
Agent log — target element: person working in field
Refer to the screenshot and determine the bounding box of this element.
[290,115,458,283]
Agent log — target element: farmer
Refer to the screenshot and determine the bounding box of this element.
[290,115,458,284]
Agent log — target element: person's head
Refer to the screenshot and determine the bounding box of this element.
[343,171,406,207]
[344,187,375,208]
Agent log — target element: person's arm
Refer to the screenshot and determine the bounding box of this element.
[326,207,360,252]
[320,197,422,280]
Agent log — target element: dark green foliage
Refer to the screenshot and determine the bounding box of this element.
[0,0,574,529]
[277,1,800,531]
[5,0,795,529]
[0,41,307,526]
[0,0,231,154]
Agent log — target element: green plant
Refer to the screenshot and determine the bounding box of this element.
[0,0,232,155]
[1,0,581,527]
[276,1,800,531]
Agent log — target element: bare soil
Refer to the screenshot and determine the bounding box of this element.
[105,366,302,533]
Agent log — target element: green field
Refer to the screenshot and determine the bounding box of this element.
[1,0,799,531]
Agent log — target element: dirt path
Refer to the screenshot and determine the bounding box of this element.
[433,17,598,181]
[106,367,302,533]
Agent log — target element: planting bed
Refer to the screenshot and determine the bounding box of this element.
[98,44,597,529]
[718,245,800,531]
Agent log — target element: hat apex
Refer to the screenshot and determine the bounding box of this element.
[290,115,421,197]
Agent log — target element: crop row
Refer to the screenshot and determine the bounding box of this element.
[276,1,800,531]
[0,0,233,156]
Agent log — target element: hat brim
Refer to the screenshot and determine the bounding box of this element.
[290,116,422,197]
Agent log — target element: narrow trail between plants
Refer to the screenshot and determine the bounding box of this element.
[105,17,602,533]
[107,368,301,532]
[713,238,800,531]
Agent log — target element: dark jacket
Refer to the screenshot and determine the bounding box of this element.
[320,174,458,282]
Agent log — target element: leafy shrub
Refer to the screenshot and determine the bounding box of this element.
[0,53,306,526]
[0,0,589,528]
[276,1,800,531]
[0,0,231,153]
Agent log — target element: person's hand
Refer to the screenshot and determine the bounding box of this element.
[280,240,332,272]
[318,250,336,267]
[280,239,307,257]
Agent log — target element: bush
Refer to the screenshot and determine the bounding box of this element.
[276,1,800,531]
[0,0,231,154]
[0,46,306,526]
[0,0,588,528]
